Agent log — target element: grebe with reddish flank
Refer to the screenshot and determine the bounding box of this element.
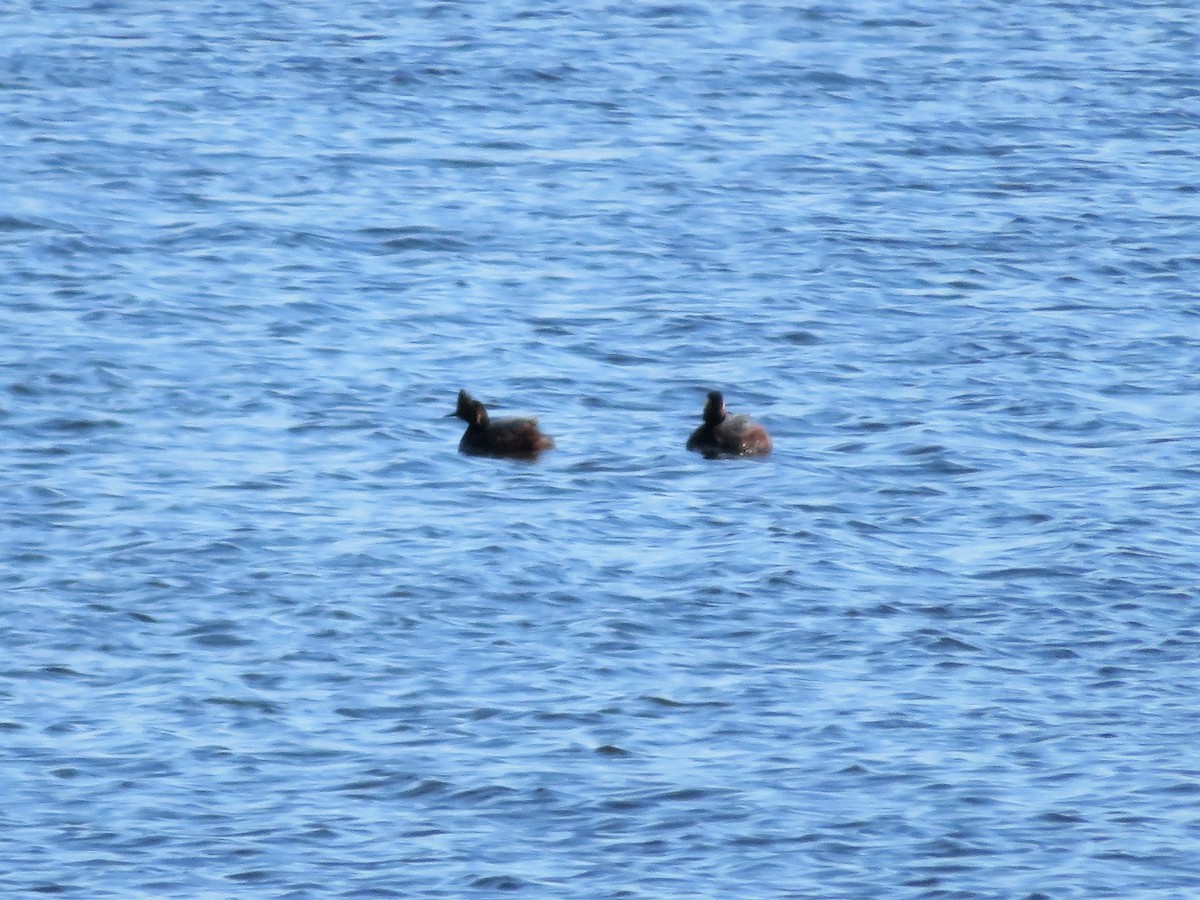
[686,390,772,458]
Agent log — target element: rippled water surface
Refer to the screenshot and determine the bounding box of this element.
[3,1,1200,897]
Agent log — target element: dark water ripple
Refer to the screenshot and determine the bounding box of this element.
[3,0,1200,897]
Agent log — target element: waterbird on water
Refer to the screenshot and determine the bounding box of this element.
[448,390,555,459]
[687,390,772,459]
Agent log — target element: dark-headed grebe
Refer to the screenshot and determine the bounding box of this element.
[448,390,555,459]
[687,390,772,458]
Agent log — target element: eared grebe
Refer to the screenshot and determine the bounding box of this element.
[448,390,555,459]
[687,390,772,459]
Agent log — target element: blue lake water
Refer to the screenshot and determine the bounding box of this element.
[2,1,1199,896]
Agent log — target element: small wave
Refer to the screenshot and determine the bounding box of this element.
[42,416,123,432]
[0,215,52,232]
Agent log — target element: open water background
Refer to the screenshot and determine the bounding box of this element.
[3,1,1200,897]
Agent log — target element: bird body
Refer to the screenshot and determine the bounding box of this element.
[687,390,771,458]
[449,390,555,459]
